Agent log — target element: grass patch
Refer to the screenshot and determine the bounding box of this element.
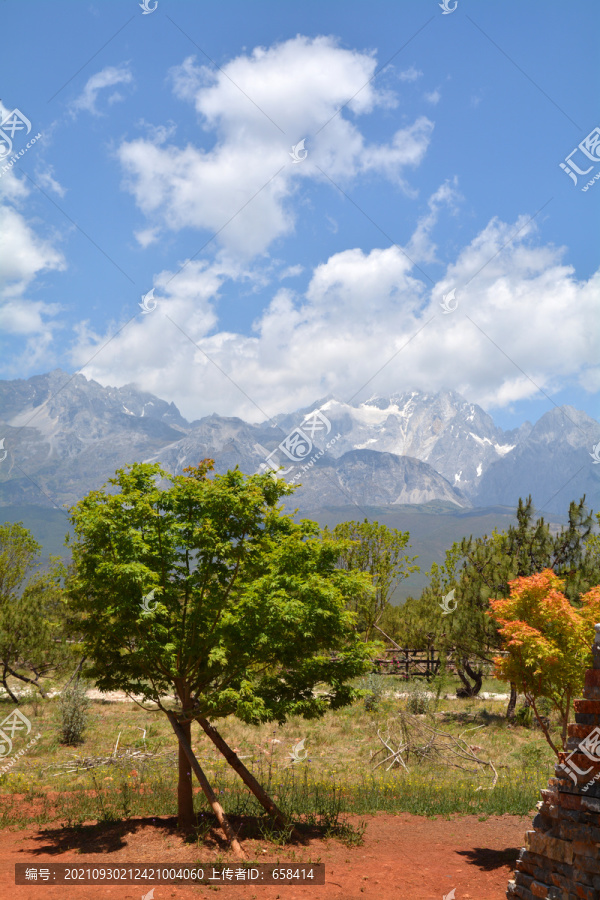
[0,675,556,841]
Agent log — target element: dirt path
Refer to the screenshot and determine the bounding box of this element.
[1,812,525,899]
[0,688,511,703]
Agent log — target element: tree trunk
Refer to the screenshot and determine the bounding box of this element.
[5,665,48,698]
[1,665,19,703]
[176,717,195,830]
[166,711,245,857]
[373,624,403,650]
[196,715,299,838]
[506,682,517,719]
[456,659,483,697]
[63,658,86,691]
[526,694,559,756]
[561,694,571,752]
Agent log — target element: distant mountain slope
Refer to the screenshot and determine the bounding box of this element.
[301,502,569,602]
[146,413,276,478]
[272,391,528,501]
[285,449,466,510]
[0,370,188,508]
[0,370,598,516]
[476,406,600,512]
[0,501,569,603]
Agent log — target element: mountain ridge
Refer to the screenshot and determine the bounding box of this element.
[0,369,598,516]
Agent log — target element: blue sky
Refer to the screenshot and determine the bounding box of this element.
[1,0,598,430]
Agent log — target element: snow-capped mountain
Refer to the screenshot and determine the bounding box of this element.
[271,391,529,501]
[0,370,598,516]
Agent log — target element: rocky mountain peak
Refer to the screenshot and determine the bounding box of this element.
[0,371,598,516]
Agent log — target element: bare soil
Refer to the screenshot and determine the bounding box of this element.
[0,812,527,899]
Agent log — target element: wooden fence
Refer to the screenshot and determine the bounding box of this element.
[371,648,447,678]
[370,648,504,678]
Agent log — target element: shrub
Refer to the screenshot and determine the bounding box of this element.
[515,703,533,728]
[429,670,448,712]
[362,674,383,711]
[405,683,430,715]
[515,697,552,731]
[518,743,545,768]
[58,679,90,745]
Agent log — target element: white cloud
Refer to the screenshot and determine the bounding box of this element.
[405,178,462,263]
[72,201,600,422]
[280,264,304,279]
[70,258,227,402]
[134,226,160,248]
[34,166,66,197]
[0,299,61,337]
[0,167,29,204]
[71,64,133,116]
[424,89,441,105]
[359,116,434,184]
[107,91,125,106]
[0,188,65,373]
[398,66,423,82]
[118,36,434,258]
[0,205,65,295]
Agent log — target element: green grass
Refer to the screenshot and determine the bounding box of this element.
[0,760,547,832]
[0,675,555,835]
[360,672,509,695]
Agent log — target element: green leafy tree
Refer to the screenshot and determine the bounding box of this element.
[323,519,418,641]
[560,506,600,600]
[489,569,600,754]
[399,496,598,705]
[0,522,68,702]
[66,460,374,836]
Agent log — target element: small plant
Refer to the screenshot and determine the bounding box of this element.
[531,697,552,731]
[28,693,43,719]
[118,776,133,819]
[362,674,383,711]
[405,682,430,715]
[258,815,294,846]
[429,669,448,712]
[58,679,90,745]
[190,813,213,844]
[333,818,367,846]
[514,697,553,730]
[514,703,533,729]
[518,743,545,768]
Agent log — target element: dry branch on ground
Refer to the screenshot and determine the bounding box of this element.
[370,712,498,788]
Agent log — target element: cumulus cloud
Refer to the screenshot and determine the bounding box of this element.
[71,257,228,405]
[118,36,434,257]
[405,178,462,263]
[72,200,600,421]
[0,180,66,373]
[0,205,65,296]
[71,64,133,116]
[134,226,160,248]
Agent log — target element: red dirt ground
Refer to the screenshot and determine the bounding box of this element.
[0,812,527,900]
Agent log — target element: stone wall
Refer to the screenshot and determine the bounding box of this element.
[507,625,600,900]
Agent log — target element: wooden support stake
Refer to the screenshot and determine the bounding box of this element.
[166,710,245,858]
[196,716,300,840]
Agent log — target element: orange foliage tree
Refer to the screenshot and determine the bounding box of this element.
[489,569,600,755]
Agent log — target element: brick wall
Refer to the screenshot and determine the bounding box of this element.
[507,624,600,900]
